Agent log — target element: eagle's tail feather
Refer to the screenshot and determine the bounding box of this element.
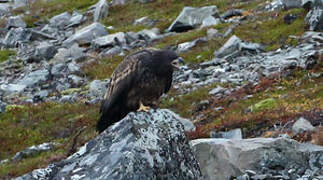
[96,101,129,133]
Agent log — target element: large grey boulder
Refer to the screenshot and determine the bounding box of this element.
[15,109,202,180]
[191,138,323,180]
[93,0,109,22]
[167,6,219,32]
[63,23,108,47]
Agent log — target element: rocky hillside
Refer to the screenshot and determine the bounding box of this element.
[0,0,322,179]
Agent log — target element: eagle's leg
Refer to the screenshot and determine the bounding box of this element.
[137,101,150,112]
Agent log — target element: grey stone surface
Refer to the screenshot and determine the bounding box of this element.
[221,9,243,19]
[210,128,243,140]
[34,42,57,60]
[266,0,303,11]
[12,142,58,162]
[17,69,50,87]
[167,6,219,32]
[214,35,263,58]
[191,138,323,180]
[0,83,26,94]
[0,3,10,16]
[92,32,126,48]
[3,27,31,47]
[292,117,315,134]
[177,37,207,53]
[89,80,107,99]
[305,7,323,31]
[54,44,86,62]
[63,23,108,47]
[67,11,84,28]
[49,12,72,29]
[94,0,109,22]
[16,109,202,180]
[6,16,27,28]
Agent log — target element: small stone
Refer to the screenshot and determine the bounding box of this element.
[292,117,315,135]
[209,86,226,95]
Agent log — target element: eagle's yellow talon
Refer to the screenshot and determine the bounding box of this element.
[137,102,150,112]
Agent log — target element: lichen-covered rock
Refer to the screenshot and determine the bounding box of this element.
[15,109,202,180]
[191,138,323,180]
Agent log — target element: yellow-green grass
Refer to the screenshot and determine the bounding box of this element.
[0,49,16,63]
[0,102,99,178]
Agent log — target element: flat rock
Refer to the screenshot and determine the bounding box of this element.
[17,69,50,87]
[92,32,126,48]
[63,23,108,47]
[16,109,202,180]
[167,6,219,32]
[0,83,26,94]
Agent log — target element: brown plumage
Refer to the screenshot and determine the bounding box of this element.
[97,49,183,133]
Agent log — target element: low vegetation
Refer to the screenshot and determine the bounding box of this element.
[0,103,98,178]
[0,49,16,63]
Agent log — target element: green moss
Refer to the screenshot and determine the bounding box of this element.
[61,88,82,95]
[0,49,16,63]
[250,98,277,112]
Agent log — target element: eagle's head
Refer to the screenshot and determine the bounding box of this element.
[152,50,184,75]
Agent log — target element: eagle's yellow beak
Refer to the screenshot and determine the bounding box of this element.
[171,57,185,69]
